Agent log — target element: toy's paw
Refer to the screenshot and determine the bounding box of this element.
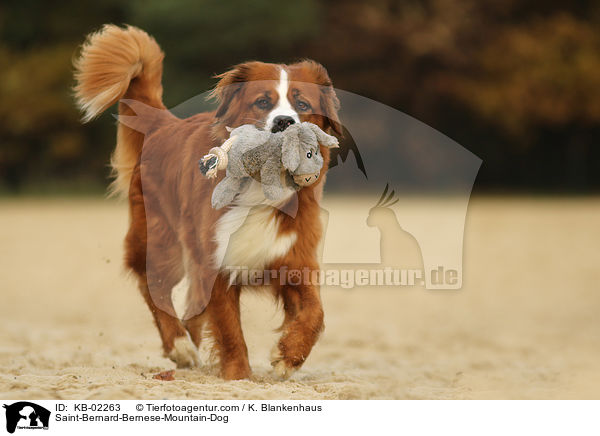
[211,182,237,209]
[211,197,227,210]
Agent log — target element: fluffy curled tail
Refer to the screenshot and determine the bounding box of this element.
[73,24,165,196]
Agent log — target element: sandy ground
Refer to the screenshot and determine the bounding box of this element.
[1,196,599,399]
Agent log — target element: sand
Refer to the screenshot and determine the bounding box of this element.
[1,196,599,399]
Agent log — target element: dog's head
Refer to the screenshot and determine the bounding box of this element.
[210,60,341,141]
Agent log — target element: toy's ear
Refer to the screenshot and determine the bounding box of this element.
[308,123,339,148]
[282,134,300,172]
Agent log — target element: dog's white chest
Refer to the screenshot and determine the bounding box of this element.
[213,181,297,272]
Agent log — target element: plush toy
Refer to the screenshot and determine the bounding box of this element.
[199,122,339,209]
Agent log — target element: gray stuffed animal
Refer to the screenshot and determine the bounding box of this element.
[199,122,339,209]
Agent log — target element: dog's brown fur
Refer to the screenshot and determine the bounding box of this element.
[74,25,341,379]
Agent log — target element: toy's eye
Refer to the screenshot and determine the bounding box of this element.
[296,100,311,112]
[255,98,271,110]
[306,151,312,158]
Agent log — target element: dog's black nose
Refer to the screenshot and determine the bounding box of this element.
[271,115,295,133]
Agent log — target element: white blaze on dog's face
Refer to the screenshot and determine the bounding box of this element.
[265,68,300,133]
[211,61,342,140]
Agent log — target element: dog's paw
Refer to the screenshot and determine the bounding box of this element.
[270,345,298,380]
[167,336,200,368]
[272,360,298,380]
[221,361,252,380]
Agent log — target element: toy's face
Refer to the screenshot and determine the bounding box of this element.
[292,141,324,187]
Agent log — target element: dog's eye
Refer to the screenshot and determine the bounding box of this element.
[296,100,311,112]
[255,98,271,110]
[307,151,312,158]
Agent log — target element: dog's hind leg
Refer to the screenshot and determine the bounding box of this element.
[125,173,199,368]
[136,274,200,368]
[181,265,211,349]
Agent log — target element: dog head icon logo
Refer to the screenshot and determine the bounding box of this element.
[3,402,50,433]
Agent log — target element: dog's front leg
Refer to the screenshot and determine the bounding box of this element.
[272,275,324,379]
[205,274,251,380]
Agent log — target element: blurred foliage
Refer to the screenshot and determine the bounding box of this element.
[128,0,321,104]
[0,0,599,193]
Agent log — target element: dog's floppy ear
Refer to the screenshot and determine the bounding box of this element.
[209,62,256,119]
[293,60,343,136]
[320,85,342,136]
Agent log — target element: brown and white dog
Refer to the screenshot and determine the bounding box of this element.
[73,25,341,380]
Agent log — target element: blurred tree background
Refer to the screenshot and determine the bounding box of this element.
[0,0,599,193]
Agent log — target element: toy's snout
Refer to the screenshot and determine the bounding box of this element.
[293,172,320,187]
